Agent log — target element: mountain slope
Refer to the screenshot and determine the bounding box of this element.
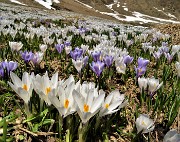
[75,0,180,20]
[6,0,180,24]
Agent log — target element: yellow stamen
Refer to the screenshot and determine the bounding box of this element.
[154,83,157,87]
[83,104,89,112]
[23,84,28,91]
[64,99,69,109]
[105,104,109,109]
[141,121,146,126]
[139,68,142,73]
[46,87,51,95]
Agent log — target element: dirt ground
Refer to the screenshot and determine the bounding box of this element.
[154,24,180,45]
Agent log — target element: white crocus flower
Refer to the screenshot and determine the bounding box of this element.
[43,37,54,45]
[8,72,34,104]
[171,45,180,56]
[178,52,180,62]
[163,129,180,142]
[115,57,126,74]
[48,81,77,117]
[85,35,92,42]
[33,72,58,105]
[73,88,105,124]
[148,46,155,55]
[136,114,155,134]
[81,44,89,53]
[65,46,72,55]
[78,81,98,98]
[138,77,148,93]
[148,77,163,96]
[175,62,180,77]
[39,44,47,53]
[57,39,63,44]
[9,41,23,51]
[61,74,75,88]
[72,58,84,73]
[111,90,128,109]
[99,90,127,117]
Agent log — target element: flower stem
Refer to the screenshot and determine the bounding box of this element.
[59,115,63,141]
[24,102,31,118]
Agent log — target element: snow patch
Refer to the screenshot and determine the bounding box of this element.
[124,7,128,11]
[167,13,177,19]
[106,4,114,9]
[132,11,179,23]
[154,7,177,19]
[53,0,60,3]
[117,3,120,7]
[74,0,93,9]
[34,0,54,9]
[9,0,26,5]
[99,10,180,24]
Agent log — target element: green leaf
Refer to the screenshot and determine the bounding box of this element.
[2,119,7,142]
[23,108,49,123]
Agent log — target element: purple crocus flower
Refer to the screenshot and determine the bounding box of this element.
[64,41,71,47]
[90,61,105,77]
[21,51,34,63]
[103,55,114,67]
[162,42,168,47]
[112,32,117,36]
[78,27,86,34]
[0,66,4,77]
[164,53,173,63]
[70,47,83,60]
[137,57,149,68]
[6,61,18,73]
[74,47,83,53]
[83,56,89,67]
[135,57,149,78]
[1,60,18,76]
[135,66,147,78]
[1,61,8,69]
[70,51,80,60]
[153,51,162,60]
[31,52,43,65]
[0,60,18,77]
[158,46,169,53]
[92,51,101,62]
[123,55,134,64]
[55,44,64,53]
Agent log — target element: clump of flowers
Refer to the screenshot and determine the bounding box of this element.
[0,60,18,77]
[9,41,23,52]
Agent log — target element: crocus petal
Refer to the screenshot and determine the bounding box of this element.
[91,93,105,113]
[10,72,22,87]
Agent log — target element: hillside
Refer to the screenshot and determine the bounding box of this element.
[5,0,180,25]
[58,0,180,24]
